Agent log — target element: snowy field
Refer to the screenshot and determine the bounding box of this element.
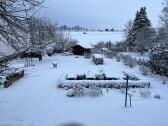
[70,32,124,48]
[0,55,168,126]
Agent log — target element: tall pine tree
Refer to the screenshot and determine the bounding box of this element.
[126,7,151,51]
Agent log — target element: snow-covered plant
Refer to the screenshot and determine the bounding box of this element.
[139,90,151,98]
[162,78,167,85]
[139,65,149,76]
[125,7,152,52]
[67,84,103,97]
[122,55,136,68]
[149,43,168,77]
[162,80,166,85]
[116,55,121,62]
[87,85,103,97]
[72,85,85,97]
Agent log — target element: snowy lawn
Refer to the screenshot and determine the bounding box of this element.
[0,55,168,126]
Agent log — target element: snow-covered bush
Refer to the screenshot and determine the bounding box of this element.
[87,85,103,97]
[72,85,85,97]
[116,55,121,62]
[46,46,54,56]
[67,89,75,97]
[122,55,136,68]
[149,43,168,77]
[139,90,151,98]
[67,85,103,97]
[162,77,167,85]
[139,65,149,76]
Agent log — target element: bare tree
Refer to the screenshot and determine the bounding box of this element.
[28,17,55,51]
[124,20,133,39]
[160,0,168,27]
[0,0,44,51]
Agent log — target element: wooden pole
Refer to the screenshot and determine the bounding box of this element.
[125,76,129,107]
[129,94,132,107]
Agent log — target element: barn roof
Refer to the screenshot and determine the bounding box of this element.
[72,44,91,49]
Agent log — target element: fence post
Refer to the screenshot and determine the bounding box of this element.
[125,76,129,107]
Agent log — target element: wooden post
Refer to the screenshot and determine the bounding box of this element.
[125,76,129,107]
[129,94,132,107]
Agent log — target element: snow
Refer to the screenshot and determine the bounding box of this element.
[92,54,104,59]
[0,76,6,84]
[121,52,150,61]
[0,55,168,126]
[70,32,124,48]
[0,41,15,57]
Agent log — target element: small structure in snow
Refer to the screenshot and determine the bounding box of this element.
[86,71,95,80]
[101,48,108,54]
[71,45,91,56]
[66,73,77,80]
[154,94,161,99]
[52,62,58,68]
[92,54,104,65]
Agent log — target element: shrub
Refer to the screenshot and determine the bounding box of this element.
[149,43,168,77]
[67,85,103,97]
[72,85,85,97]
[139,90,151,98]
[162,78,167,85]
[122,55,136,68]
[87,85,103,96]
[116,55,121,62]
[139,65,149,76]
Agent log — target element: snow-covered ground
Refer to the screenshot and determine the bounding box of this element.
[0,55,168,126]
[70,32,124,48]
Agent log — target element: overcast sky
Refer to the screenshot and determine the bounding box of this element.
[39,0,163,29]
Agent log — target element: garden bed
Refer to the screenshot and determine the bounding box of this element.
[58,80,150,89]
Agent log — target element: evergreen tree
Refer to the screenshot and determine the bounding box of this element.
[149,0,168,77]
[149,43,168,77]
[135,27,156,55]
[156,27,168,45]
[126,7,151,51]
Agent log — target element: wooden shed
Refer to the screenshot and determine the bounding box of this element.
[71,45,91,56]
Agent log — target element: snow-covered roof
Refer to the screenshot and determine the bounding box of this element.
[67,73,77,78]
[73,43,92,49]
[92,54,104,59]
[86,72,95,78]
[101,48,108,51]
